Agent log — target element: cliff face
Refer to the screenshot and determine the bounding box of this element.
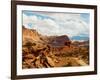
[49,35,71,47]
[22,26,42,45]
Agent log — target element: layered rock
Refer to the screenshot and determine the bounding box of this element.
[22,26,58,68]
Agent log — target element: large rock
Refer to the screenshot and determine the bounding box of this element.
[49,35,71,47]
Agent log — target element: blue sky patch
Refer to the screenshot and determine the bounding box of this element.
[80,13,90,24]
[23,10,54,20]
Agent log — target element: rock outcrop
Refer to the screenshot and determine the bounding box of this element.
[22,26,59,68]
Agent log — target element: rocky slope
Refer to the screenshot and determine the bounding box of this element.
[22,26,89,69]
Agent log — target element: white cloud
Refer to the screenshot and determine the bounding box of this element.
[23,12,89,37]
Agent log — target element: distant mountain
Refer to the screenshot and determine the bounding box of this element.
[70,36,89,41]
[49,35,71,47]
[72,40,89,47]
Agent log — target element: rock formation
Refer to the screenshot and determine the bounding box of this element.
[22,26,89,69]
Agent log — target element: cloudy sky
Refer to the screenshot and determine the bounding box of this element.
[22,10,90,40]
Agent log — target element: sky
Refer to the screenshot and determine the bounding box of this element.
[22,10,90,40]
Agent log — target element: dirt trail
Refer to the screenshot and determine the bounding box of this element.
[55,57,87,67]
